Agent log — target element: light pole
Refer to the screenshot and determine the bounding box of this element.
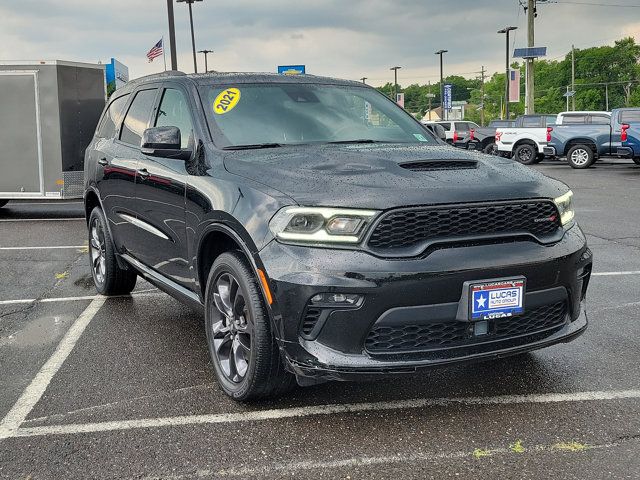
[177,0,203,73]
[435,50,447,120]
[198,49,213,72]
[166,0,178,70]
[360,77,367,84]
[498,26,517,120]
[390,66,401,102]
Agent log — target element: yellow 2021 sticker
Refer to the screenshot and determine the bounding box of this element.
[213,88,241,114]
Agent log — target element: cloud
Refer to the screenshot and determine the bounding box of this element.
[0,0,637,85]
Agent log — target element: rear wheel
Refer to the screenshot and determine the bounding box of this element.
[0,200,8,209]
[567,144,595,169]
[204,252,294,401]
[513,143,538,165]
[88,207,137,295]
[483,143,497,155]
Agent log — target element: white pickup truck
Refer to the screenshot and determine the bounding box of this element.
[495,114,558,164]
[496,112,610,164]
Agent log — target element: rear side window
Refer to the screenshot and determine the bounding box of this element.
[590,114,611,125]
[120,89,158,146]
[562,114,587,124]
[620,110,640,124]
[521,116,542,128]
[97,95,129,139]
[439,122,452,131]
[154,88,194,149]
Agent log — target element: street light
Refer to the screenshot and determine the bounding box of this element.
[360,77,368,84]
[177,0,203,73]
[390,66,401,103]
[435,50,447,120]
[198,49,213,72]
[497,26,517,120]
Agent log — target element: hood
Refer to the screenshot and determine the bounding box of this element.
[222,144,567,209]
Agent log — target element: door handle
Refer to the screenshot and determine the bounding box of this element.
[98,157,108,166]
[137,168,150,179]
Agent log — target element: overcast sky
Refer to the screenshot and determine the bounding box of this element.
[1,0,639,85]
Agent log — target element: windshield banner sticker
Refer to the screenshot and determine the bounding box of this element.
[214,88,241,114]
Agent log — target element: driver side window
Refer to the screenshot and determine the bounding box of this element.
[155,88,194,149]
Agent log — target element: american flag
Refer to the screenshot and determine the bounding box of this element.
[146,39,163,62]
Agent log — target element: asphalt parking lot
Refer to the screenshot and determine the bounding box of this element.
[1,158,639,479]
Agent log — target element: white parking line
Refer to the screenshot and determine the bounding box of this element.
[0,218,84,222]
[592,271,640,276]
[0,289,160,306]
[9,389,640,439]
[210,442,616,478]
[0,245,86,251]
[0,297,106,440]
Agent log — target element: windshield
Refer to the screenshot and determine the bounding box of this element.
[201,83,436,148]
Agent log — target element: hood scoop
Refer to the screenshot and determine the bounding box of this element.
[399,160,478,172]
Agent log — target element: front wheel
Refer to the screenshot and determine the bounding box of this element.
[204,252,294,401]
[513,144,538,165]
[567,145,595,169]
[88,207,137,295]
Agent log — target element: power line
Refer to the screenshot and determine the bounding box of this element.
[547,1,640,7]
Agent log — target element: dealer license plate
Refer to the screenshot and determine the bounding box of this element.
[470,278,525,320]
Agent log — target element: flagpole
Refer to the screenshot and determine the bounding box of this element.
[162,36,167,71]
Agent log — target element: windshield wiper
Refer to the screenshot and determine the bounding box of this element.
[222,143,283,150]
[327,139,387,145]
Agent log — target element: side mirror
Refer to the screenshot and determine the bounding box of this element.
[141,126,192,160]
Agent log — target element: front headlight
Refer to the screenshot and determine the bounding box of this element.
[554,190,575,226]
[269,207,379,244]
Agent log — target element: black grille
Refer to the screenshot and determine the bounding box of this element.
[301,307,322,335]
[365,301,567,353]
[367,201,560,251]
[399,160,477,171]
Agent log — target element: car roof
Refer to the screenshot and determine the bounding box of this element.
[558,111,610,115]
[116,70,364,93]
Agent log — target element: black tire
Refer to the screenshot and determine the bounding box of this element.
[88,207,137,295]
[0,200,8,209]
[513,143,538,165]
[482,143,497,155]
[633,157,640,166]
[567,144,595,169]
[204,252,294,401]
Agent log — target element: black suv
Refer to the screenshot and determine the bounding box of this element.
[84,72,592,401]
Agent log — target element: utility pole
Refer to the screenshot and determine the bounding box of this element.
[427,81,433,120]
[525,0,535,114]
[479,65,487,126]
[198,49,213,72]
[435,50,447,120]
[360,77,367,84]
[605,83,609,111]
[571,45,576,111]
[177,0,203,74]
[498,27,517,120]
[166,0,178,70]
[390,66,401,102]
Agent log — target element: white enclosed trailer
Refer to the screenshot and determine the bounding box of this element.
[0,60,105,206]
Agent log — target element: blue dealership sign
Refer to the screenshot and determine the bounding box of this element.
[105,58,129,93]
[443,83,452,110]
[278,65,306,75]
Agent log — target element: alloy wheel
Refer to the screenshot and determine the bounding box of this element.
[570,148,590,166]
[211,273,253,383]
[518,147,533,162]
[89,219,106,285]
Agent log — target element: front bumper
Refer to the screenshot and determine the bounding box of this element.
[260,225,592,381]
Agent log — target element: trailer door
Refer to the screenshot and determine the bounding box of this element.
[0,72,42,195]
